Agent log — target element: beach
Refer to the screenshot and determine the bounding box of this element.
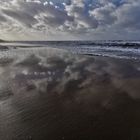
[0,46,140,140]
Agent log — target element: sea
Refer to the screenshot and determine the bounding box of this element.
[0,40,140,60]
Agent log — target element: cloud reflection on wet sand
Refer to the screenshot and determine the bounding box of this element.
[0,47,140,140]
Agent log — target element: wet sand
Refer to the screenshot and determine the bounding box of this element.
[0,47,140,140]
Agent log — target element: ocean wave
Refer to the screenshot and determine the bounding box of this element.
[0,41,140,60]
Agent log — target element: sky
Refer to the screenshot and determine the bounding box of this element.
[0,0,140,40]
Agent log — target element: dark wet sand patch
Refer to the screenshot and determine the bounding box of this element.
[0,48,140,140]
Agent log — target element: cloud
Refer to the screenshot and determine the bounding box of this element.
[0,14,7,23]
[115,1,140,30]
[0,0,140,40]
[89,3,117,25]
[2,9,38,27]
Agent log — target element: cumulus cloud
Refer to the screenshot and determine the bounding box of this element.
[0,0,140,40]
[89,3,117,25]
[115,1,140,29]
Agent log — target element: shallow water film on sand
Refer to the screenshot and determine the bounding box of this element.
[0,42,140,140]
